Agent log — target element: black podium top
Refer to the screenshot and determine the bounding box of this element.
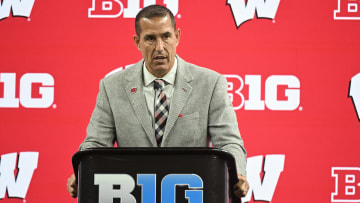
[72,147,241,203]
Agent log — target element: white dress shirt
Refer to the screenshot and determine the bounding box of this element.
[143,58,177,127]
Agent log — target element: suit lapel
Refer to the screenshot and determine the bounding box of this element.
[125,61,156,146]
[162,57,193,145]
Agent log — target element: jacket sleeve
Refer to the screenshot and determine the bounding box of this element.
[208,75,247,176]
[79,79,116,150]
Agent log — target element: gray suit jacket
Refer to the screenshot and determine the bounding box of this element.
[80,56,247,176]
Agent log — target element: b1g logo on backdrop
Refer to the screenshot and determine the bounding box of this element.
[88,0,179,18]
[225,75,301,111]
[331,167,360,202]
[94,173,203,203]
[226,0,281,27]
[349,73,360,121]
[0,152,39,200]
[0,0,35,21]
[0,73,55,108]
[334,0,360,20]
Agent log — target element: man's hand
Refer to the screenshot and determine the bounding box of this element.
[233,174,249,198]
[67,174,78,198]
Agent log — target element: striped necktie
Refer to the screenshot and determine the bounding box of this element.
[154,79,169,146]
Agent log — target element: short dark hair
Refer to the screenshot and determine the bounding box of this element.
[135,5,176,36]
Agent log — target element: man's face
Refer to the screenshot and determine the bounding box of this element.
[134,15,180,78]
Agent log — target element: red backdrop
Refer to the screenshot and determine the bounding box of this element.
[1,0,360,202]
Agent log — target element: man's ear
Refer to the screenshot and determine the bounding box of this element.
[175,28,181,47]
[133,35,140,50]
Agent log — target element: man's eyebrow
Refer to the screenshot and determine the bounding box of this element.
[161,31,172,37]
[144,33,155,38]
[143,32,172,39]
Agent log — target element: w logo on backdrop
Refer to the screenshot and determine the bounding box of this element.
[0,0,35,21]
[349,73,360,122]
[0,152,39,199]
[227,0,280,27]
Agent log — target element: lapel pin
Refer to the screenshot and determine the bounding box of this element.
[178,114,184,117]
[131,88,137,93]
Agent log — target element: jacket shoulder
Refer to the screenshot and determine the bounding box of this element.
[102,60,142,85]
[180,58,223,81]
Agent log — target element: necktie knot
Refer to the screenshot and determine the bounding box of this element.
[154,79,165,90]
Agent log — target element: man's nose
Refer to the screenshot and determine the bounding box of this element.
[155,39,165,51]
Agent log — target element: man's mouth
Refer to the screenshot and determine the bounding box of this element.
[153,55,167,63]
[154,55,166,59]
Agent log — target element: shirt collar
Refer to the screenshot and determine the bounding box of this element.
[143,57,177,86]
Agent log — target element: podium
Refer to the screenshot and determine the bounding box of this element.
[72,148,242,203]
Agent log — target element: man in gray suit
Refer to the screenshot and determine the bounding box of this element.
[68,4,249,198]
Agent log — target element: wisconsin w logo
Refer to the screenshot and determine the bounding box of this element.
[0,152,39,199]
[349,73,360,121]
[0,0,35,20]
[227,0,281,27]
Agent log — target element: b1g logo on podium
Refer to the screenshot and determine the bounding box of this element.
[332,167,360,202]
[334,0,360,20]
[88,0,179,19]
[0,73,55,108]
[94,173,203,203]
[225,75,301,111]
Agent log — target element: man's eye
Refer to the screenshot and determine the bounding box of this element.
[145,36,155,41]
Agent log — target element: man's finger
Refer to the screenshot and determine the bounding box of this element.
[67,174,78,198]
[234,174,250,197]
